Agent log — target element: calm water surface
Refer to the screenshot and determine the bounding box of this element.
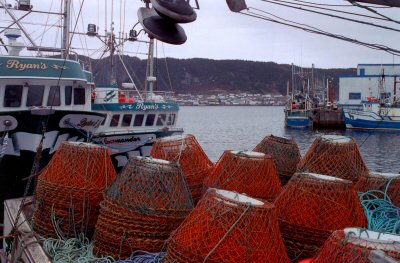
[177,106,400,172]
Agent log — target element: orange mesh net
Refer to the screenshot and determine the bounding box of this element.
[33,142,117,238]
[150,134,213,204]
[312,228,400,262]
[93,157,193,259]
[297,135,369,182]
[355,171,400,207]
[203,150,282,202]
[164,188,290,263]
[275,172,367,261]
[253,135,301,185]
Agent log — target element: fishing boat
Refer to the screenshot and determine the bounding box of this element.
[285,64,314,128]
[343,72,400,131]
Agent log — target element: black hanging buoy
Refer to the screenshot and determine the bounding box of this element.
[150,0,197,23]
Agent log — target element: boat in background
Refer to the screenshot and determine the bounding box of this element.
[344,72,400,130]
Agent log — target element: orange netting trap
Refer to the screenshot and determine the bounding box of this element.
[150,134,213,204]
[312,228,400,262]
[253,135,301,185]
[274,172,367,261]
[355,171,400,207]
[33,142,117,238]
[203,150,282,202]
[93,156,193,259]
[297,135,369,182]
[164,188,290,263]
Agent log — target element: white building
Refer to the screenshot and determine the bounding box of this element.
[339,64,400,105]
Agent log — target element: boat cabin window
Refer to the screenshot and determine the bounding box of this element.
[133,114,144,127]
[156,114,167,126]
[74,87,85,105]
[65,86,72,105]
[349,92,361,100]
[145,114,156,126]
[380,92,391,100]
[47,86,61,106]
[167,114,176,125]
[110,114,120,127]
[122,114,132,127]
[26,85,45,107]
[4,85,23,107]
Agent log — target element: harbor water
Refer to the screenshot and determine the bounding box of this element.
[178,106,400,172]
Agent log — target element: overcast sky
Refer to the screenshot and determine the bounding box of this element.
[1,0,400,68]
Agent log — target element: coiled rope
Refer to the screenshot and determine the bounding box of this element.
[359,176,400,235]
[97,251,166,263]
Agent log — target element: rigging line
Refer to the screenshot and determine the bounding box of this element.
[261,0,400,32]
[245,8,400,56]
[32,19,63,43]
[39,0,55,46]
[272,0,392,21]
[293,0,391,8]
[77,0,91,62]
[349,1,400,24]
[161,43,174,93]
[116,49,144,100]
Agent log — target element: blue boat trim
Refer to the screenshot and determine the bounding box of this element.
[92,102,180,111]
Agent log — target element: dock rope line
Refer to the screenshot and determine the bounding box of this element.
[359,176,400,235]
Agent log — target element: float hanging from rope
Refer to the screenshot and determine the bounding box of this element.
[253,135,301,185]
[33,142,117,238]
[356,171,400,207]
[297,135,369,182]
[164,188,290,263]
[203,150,282,202]
[93,156,193,260]
[312,228,400,262]
[274,172,367,261]
[150,134,213,204]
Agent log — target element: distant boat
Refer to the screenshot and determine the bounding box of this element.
[344,71,400,131]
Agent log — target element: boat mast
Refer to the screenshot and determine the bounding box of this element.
[62,0,71,59]
[147,37,156,100]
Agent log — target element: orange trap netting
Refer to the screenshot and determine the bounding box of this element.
[93,156,193,259]
[312,228,400,262]
[275,172,367,261]
[253,135,301,185]
[164,188,290,263]
[150,134,213,204]
[297,135,369,182]
[33,142,117,238]
[203,150,282,202]
[355,171,400,207]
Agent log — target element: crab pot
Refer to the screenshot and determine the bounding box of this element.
[33,142,117,238]
[203,151,282,202]
[355,171,400,207]
[297,135,368,182]
[164,188,290,263]
[313,228,400,262]
[253,135,301,185]
[275,173,366,261]
[93,157,193,259]
[150,134,213,204]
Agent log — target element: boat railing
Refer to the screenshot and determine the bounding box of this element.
[93,88,176,104]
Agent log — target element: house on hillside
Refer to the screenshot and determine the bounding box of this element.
[339,64,400,106]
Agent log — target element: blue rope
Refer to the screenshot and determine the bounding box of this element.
[359,176,400,235]
[97,251,166,263]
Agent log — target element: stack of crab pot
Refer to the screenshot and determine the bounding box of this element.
[355,171,400,206]
[274,173,366,261]
[253,135,301,185]
[297,135,369,183]
[150,134,213,204]
[33,142,117,238]
[313,228,400,262]
[93,156,193,259]
[203,150,282,202]
[164,188,290,263]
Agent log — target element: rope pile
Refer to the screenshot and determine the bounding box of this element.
[100,251,166,263]
[150,134,213,204]
[312,228,400,262]
[33,142,117,238]
[164,188,290,263]
[93,157,193,259]
[297,135,369,182]
[253,135,301,185]
[203,151,282,202]
[356,172,400,207]
[275,173,367,261]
